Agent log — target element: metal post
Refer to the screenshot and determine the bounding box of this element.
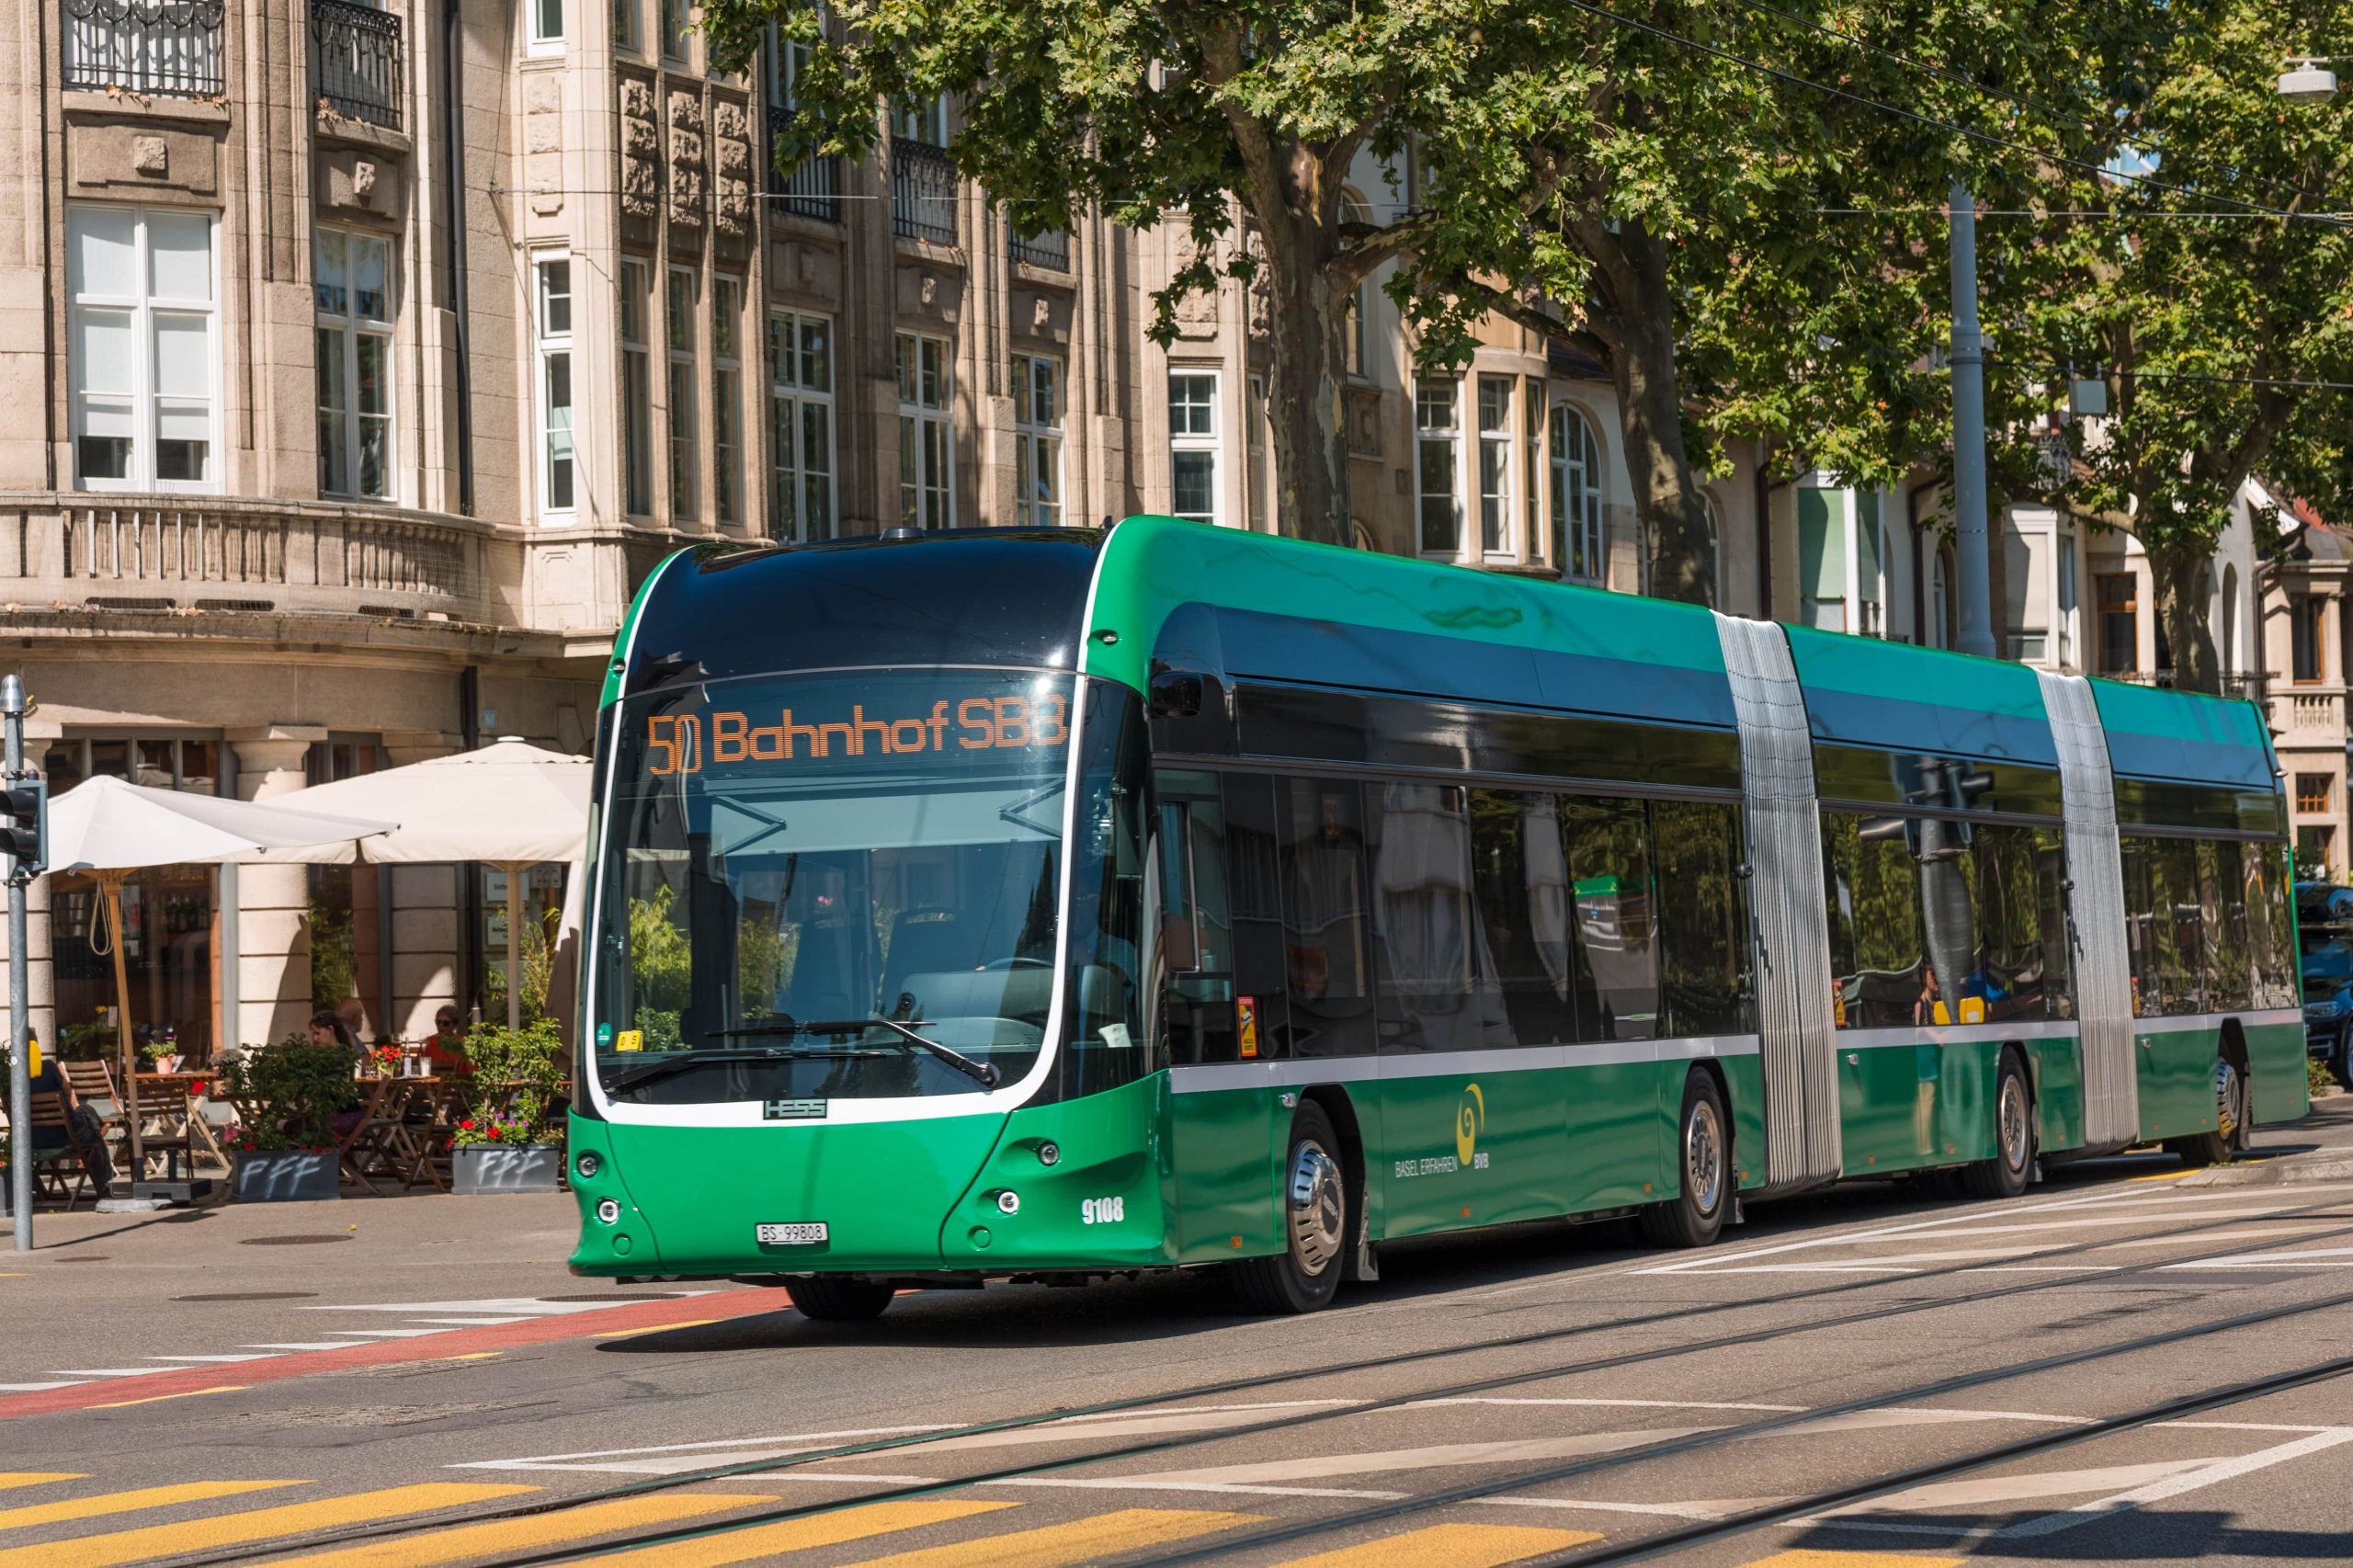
[1949,181,1996,659]
[6,675,30,1248]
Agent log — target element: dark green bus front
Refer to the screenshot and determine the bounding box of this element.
[567,530,1169,1290]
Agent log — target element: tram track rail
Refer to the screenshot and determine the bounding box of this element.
[144,1178,2353,1568]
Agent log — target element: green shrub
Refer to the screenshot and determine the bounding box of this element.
[2311,1054,2337,1098]
[457,1017,568,1147]
[216,1035,362,1153]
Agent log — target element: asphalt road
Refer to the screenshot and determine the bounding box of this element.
[4,1098,2352,1567]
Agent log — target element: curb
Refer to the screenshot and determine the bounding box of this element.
[2177,1155,2353,1187]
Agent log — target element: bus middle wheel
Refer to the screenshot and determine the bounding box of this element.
[1962,1051,2035,1199]
[1640,1072,1730,1249]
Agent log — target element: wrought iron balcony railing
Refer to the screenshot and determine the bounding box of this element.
[310,0,404,131]
[892,139,958,244]
[63,0,226,98]
[772,151,841,222]
[1010,227,1070,271]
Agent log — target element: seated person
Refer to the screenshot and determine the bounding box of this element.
[420,1006,473,1074]
[28,1040,118,1199]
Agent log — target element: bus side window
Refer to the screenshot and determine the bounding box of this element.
[1222,772,1292,1058]
[1561,794,1659,1041]
[1277,778,1381,1059]
[1154,770,1235,1065]
[1652,799,1750,1038]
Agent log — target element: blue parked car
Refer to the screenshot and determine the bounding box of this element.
[2299,882,2353,1088]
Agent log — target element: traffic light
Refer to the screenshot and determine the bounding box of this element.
[0,777,45,880]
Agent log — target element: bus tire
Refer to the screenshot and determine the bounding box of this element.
[1230,1102,1349,1314]
[1962,1052,2034,1200]
[2171,1053,2248,1168]
[784,1276,896,1322]
[1639,1073,1730,1249]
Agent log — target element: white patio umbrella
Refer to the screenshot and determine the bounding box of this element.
[256,738,591,1030]
[45,776,394,1170]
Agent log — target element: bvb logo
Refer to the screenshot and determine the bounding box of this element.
[1455,1084,1486,1165]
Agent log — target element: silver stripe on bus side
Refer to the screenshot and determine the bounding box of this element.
[2038,668,2141,1146]
[1837,1018,2080,1051]
[1166,1035,1764,1096]
[1716,612,1842,1188]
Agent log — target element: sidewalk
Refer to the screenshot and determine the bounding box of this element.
[2177,1087,2353,1187]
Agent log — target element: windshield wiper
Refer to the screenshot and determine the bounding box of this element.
[793,1017,1002,1090]
[604,1044,801,1093]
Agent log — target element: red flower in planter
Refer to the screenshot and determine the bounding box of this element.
[460,1119,476,1131]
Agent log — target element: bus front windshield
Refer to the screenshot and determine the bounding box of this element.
[593,668,1112,1106]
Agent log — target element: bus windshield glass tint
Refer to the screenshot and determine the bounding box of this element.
[593,668,1082,1104]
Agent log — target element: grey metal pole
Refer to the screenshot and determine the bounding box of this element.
[6,674,30,1248]
[1949,181,1996,659]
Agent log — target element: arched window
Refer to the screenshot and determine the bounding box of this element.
[1550,403,1603,583]
[1697,490,1722,609]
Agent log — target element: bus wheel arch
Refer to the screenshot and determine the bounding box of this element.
[1230,1096,1354,1314]
[1962,1044,2036,1200]
[2173,1023,2250,1168]
[1299,1085,1379,1282]
[1639,1066,1731,1249]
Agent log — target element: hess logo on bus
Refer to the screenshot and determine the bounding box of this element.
[645,693,1070,775]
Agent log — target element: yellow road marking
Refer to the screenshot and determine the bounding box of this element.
[1274,1522,1602,1567]
[2130,1169,2193,1181]
[264,1492,776,1567]
[90,1385,248,1409]
[1750,1544,1967,1553]
[0,1474,85,1491]
[0,1481,301,1531]
[597,1319,719,1338]
[840,1507,1266,1568]
[0,1483,536,1568]
[449,1352,503,1361]
[579,1500,1017,1566]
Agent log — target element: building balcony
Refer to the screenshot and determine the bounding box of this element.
[771,152,841,223]
[2273,685,2346,743]
[0,494,514,630]
[309,0,404,131]
[1010,227,1070,271]
[63,0,227,99]
[892,139,958,245]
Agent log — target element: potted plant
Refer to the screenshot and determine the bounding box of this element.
[451,1017,567,1195]
[214,1035,362,1202]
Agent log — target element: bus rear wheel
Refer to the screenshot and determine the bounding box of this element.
[1231,1102,1350,1314]
[785,1277,896,1322]
[2170,1055,2248,1168]
[1962,1053,2034,1199]
[1639,1074,1729,1249]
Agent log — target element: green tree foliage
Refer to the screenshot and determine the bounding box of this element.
[1971,0,2353,691]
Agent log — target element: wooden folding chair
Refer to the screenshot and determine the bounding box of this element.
[61,1060,125,1163]
[335,1080,396,1196]
[26,1092,97,1210]
[125,1078,195,1186]
[401,1079,465,1193]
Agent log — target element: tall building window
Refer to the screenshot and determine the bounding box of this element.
[1550,402,1602,583]
[2293,595,2328,684]
[767,309,834,540]
[896,331,952,528]
[893,97,948,144]
[612,0,638,49]
[1015,354,1063,527]
[659,0,687,61]
[711,274,743,528]
[620,258,652,516]
[2297,774,2333,815]
[1523,381,1543,562]
[2099,573,2140,676]
[534,255,574,514]
[531,0,563,50]
[313,226,392,500]
[1245,373,1267,532]
[1414,381,1461,554]
[68,205,217,492]
[1168,370,1220,526]
[1477,375,1513,557]
[666,265,699,522]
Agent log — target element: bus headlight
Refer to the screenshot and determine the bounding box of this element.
[995,1189,1021,1216]
[1037,1142,1060,1166]
[576,1152,601,1179]
[596,1199,621,1225]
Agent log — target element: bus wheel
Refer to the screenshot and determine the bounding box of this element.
[785,1277,896,1322]
[1963,1053,2035,1199]
[1231,1102,1349,1314]
[2172,1056,2248,1168]
[1640,1074,1729,1249]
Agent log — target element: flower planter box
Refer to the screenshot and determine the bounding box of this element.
[233,1150,340,1203]
[453,1142,563,1195]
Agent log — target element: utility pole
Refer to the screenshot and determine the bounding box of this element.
[1949,180,1997,659]
[5,676,31,1248]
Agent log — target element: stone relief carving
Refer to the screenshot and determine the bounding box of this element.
[710,99,752,240]
[666,89,706,229]
[131,136,166,176]
[1169,234,1217,338]
[619,77,660,220]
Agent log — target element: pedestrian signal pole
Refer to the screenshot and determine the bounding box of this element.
[3,676,43,1248]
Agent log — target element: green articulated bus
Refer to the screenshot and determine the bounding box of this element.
[567,517,2305,1316]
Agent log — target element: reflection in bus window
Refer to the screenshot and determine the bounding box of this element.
[1561,795,1658,1040]
[1652,800,1751,1037]
[1277,778,1379,1058]
[1467,789,1576,1047]
[1370,782,1496,1051]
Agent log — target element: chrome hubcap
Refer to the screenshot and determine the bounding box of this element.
[2216,1060,2244,1142]
[1686,1100,1724,1215]
[1999,1074,2030,1170]
[1286,1140,1346,1277]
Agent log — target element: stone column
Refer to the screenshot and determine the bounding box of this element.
[227,725,325,1048]
[383,731,462,1041]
